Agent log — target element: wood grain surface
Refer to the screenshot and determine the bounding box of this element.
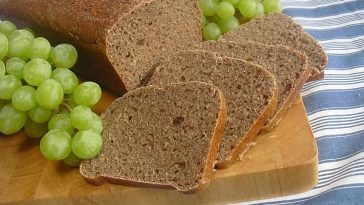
[0,92,318,205]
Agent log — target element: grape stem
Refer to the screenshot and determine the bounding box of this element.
[58,101,72,113]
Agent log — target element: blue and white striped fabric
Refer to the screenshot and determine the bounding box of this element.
[236,0,364,204]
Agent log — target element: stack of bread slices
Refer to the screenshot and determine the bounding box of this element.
[80,13,327,193]
[0,0,327,194]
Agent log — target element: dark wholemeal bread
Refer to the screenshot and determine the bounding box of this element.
[202,40,309,132]
[80,82,227,194]
[222,13,327,81]
[0,0,202,94]
[148,51,278,168]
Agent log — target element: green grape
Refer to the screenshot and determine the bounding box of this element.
[251,2,265,19]
[72,130,103,159]
[203,23,222,41]
[223,0,239,5]
[0,33,8,59]
[5,58,26,79]
[0,99,7,110]
[12,86,37,111]
[48,113,74,135]
[219,16,240,33]
[200,0,218,16]
[7,29,34,60]
[238,0,257,18]
[50,44,78,69]
[23,59,52,86]
[27,37,51,60]
[23,28,35,37]
[70,106,94,130]
[201,15,207,27]
[28,105,53,123]
[207,15,221,24]
[40,129,72,160]
[0,103,27,135]
[0,60,5,76]
[36,79,64,110]
[51,68,79,94]
[73,82,102,107]
[85,113,103,134]
[0,21,17,37]
[63,151,81,167]
[216,2,235,19]
[24,119,48,138]
[0,75,22,100]
[263,0,282,13]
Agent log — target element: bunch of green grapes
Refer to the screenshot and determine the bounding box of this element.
[200,0,283,40]
[0,20,103,167]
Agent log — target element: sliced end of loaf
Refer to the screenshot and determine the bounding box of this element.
[80,82,227,193]
[105,0,202,91]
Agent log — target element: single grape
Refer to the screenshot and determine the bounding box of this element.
[0,75,22,100]
[7,29,34,60]
[0,21,17,37]
[5,58,26,79]
[63,152,81,167]
[51,68,79,94]
[216,2,235,19]
[0,99,7,110]
[40,129,72,160]
[251,2,265,19]
[70,106,94,130]
[200,0,218,16]
[27,37,52,60]
[23,28,36,37]
[50,44,78,69]
[48,113,74,135]
[12,86,37,111]
[73,82,102,107]
[201,15,207,27]
[203,23,222,41]
[223,0,239,5]
[36,79,64,110]
[23,59,52,86]
[263,0,282,13]
[24,119,48,138]
[0,103,27,135]
[85,113,103,134]
[28,105,54,123]
[238,0,257,18]
[72,130,103,159]
[0,33,8,59]
[219,16,240,33]
[0,60,5,76]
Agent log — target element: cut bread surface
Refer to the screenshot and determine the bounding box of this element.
[148,50,278,168]
[222,13,327,81]
[202,40,309,132]
[0,0,202,94]
[80,82,227,193]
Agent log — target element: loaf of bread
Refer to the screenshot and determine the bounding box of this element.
[148,50,278,168]
[222,13,327,81]
[0,0,202,94]
[80,82,227,193]
[202,40,309,132]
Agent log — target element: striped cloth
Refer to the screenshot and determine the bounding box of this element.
[234,0,364,204]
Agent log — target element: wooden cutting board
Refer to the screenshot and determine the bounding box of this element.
[0,90,318,205]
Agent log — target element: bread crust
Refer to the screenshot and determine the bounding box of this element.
[80,82,228,194]
[215,71,279,168]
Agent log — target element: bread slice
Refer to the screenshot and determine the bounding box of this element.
[201,40,309,132]
[148,50,278,168]
[80,82,227,194]
[0,0,202,94]
[222,13,327,81]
